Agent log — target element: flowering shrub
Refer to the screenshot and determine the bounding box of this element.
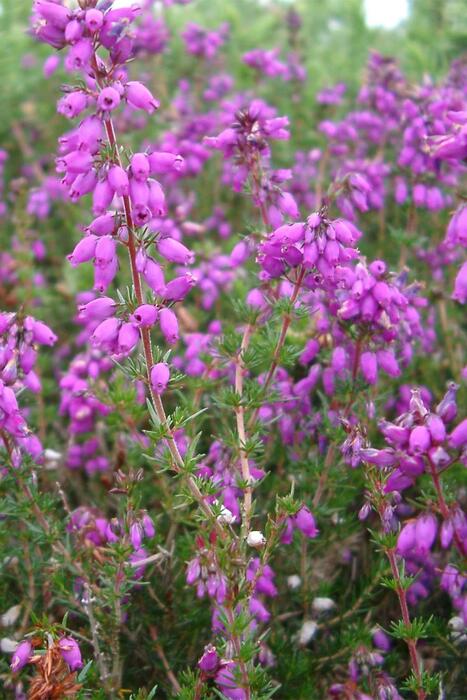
[0,1,465,699]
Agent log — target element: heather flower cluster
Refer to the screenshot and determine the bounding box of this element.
[0,2,465,699]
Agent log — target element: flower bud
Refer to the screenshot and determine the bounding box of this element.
[150,362,170,395]
[130,153,150,181]
[131,304,158,328]
[198,645,220,675]
[108,165,129,196]
[148,151,184,175]
[415,512,437,553]
[130,522,143,549]
[376,349,400,377]
[157,237,194,265]
[92,317,121,347]
[142,258,165,294]
[159,308,179,344]
[246,530,266,548]
[85,9,104,33]
[440,518,454,548]
[360,351,378,385]
[94,236,116,267]
[125,81,159,114]
[449,418,467,449]
[396,520,416,555]
[360,448,396,467]
[97,86,121,112]
[68,235,98,266]
[57,91,87,119]
[163,274,196,301]
[295,506,318,538]
[26,318,57,346]
[142,513,155,538]
[117,322,140,354]
[409,425,431,455]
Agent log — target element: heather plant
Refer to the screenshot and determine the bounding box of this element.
[0,1,466,699]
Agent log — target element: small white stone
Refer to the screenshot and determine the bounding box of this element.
[1,605,21,627]
[44,449,61,461]
[287,575,302,590]
[1,637,18,653]
[297,620,318,646]
[312,596,336,613]
[331,512,344,525]
[246,531,266,548]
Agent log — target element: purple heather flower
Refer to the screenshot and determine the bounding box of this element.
[10,640,33,672]
[157,237,194,265]
[396,520,416,555]
[449,418,467,449]
[25,317,58,346]
[108,165,129,196]
[142,513,155,538]
[215,662,247,700]
[58,637,83,672]
[415,512,437,553]
[131,304,158,328]
[360,351,378,385]
[452,262,467,303]
[130,522,143,549]
[159,308,179,344]
[409,425,431,455]
[198,644,220,675]
[57,91,87,119]
[142,258,165,294]
[125,81,159,114]
[150,363,170,395]
[130,153,150,181]
[85,9,104,33]
[117,322,140,355]
[295,506,319,538]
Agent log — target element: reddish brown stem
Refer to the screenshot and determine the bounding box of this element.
[386,548,426,700]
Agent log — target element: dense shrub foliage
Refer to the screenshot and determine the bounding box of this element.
[0,1,466,699]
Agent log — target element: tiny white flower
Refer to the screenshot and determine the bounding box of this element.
[216,504,235,525]
[312,597,336,613]
[43,449,62,469]
[287,575,301,590]
[1,605,21,627]
[297,620,318,646]
[246,531,266,548]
